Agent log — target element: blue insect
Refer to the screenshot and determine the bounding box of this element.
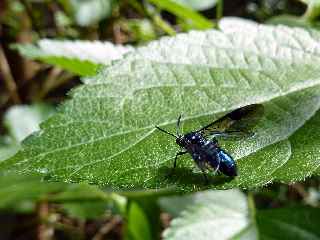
[155,104,264,183]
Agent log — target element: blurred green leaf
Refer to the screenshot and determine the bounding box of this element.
[161,190,257,240]
[148,0,214,29]
[1,19,320,191]
[0,174,66,211]
[0,104,120,218]
[125,19,157,42]
[62,201,108,219]
[0,173,114,217]
[126,202,152,240]
[257,207,320,240]
[300,0,320,21]
[70,0,116,26]
[4,104,55,142]
[0,104,54,162]
[174,0,217,11]
[12,40,133,76]
[267,14,314,28]
[0,137,19,162]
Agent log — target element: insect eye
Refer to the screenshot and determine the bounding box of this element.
[190,136,198,143]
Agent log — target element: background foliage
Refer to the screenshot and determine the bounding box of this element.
[1,0,320,239]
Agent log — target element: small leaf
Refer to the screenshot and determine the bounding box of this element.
[161,189,257,240]
[13,40,134,76]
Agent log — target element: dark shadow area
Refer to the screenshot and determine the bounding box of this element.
[157,166,234,187]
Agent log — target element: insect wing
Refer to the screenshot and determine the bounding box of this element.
[207,130,254,140]
[198,104,264,140]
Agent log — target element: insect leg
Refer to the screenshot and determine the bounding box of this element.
[174,151,187,168]
[196,161,209,184]
[213,155,221,175]
[200,168,208,184]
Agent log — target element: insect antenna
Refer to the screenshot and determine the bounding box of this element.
[176,114,183,137]
[155,126,177,138]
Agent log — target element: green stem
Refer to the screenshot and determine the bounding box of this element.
[248,192,256,219]
[130,0,176,36]
[152,14,176,36]
[216,0,223,20]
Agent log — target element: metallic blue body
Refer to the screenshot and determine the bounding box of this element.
[177,132,237,177]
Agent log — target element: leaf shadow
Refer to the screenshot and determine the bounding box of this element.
[157,166,234,187]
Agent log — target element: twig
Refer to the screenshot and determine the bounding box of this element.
[92,216,122,240]
[0,44,21,104]
[289,183,308,199]
[37,201,54,240]
[34,67,63,100]
[33,67,74,101]
[19,0,43,35]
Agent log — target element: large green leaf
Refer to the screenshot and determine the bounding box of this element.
[1,18,320,191]
[161,190,257,240]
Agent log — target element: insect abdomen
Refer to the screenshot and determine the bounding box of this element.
[217,149,237,176]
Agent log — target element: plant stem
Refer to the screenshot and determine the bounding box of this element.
[216,0,223,20]
[37,201,54,240]
[152,14,176,36]
[130,0,176,36]
[19,0,43,36]
[92,216,122,240]
[0,44,21,104]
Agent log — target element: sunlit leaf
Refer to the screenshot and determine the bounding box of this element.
[13,40,134,76]
[161,190,257,240]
